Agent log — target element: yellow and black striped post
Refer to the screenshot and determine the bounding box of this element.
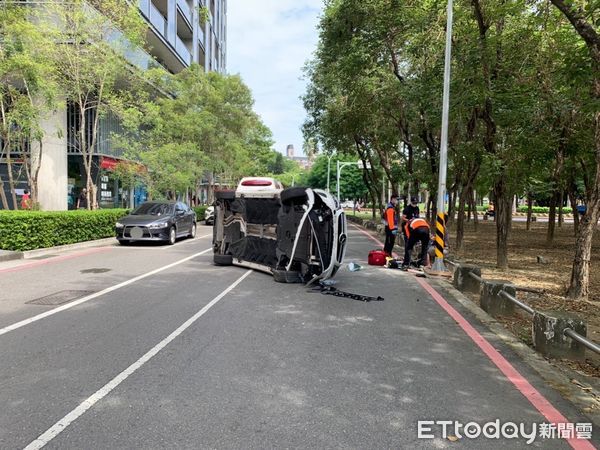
[434,213,445,259]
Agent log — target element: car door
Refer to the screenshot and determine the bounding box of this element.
[184,203,194,231]
[175,202,187,235]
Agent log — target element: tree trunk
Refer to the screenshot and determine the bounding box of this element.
[558,190,564,227]
[0,142,9,209]
[0,176,8,210]
[567,206,600,300]
[494,177,512,269]
[547,191,557,244]
[470,188,479,231]
[455,188,468,252]
[567,183,579,235]
[6,153,18,210]
[526,192,533,231]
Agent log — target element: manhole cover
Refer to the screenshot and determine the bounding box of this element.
[26,290,95,306]
[80,268,111,274]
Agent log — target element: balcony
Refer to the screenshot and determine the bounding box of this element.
[175,36,192,65]
[149,2,167,36]
[177,0,193,28]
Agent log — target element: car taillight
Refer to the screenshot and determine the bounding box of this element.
[241,180,272,186]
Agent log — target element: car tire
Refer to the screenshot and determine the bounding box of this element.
[189,222,196,238]
[214,254,233,265]
[168,226,176,245]
[215,190,235,200]
[280,187,308,205]
[118,240,130,246]
[272,269,303,283]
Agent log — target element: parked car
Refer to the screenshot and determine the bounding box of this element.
[212,177,347,283]
[115,201,196,245]
[205,205,215,225]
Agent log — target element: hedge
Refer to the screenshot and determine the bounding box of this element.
[516,206,573,214]
[193,206,208,221]
[0,209,129,251]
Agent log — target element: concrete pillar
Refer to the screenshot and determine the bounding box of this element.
[533,311,587,360]
[31,104,68,211]
[453,264,481,294]
[480,280,515,318]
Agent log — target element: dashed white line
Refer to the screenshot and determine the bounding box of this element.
[0,248,213,337]
[23,269,253,450]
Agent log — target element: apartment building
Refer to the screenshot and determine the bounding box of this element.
[1,0,227,211]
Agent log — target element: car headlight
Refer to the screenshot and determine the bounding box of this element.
[115,222,124,229]
[149,221,169,229]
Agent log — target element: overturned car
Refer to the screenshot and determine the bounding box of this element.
[212,177,347,283]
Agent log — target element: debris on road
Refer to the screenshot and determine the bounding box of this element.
[312,282,384,302]
[348,262,362,272]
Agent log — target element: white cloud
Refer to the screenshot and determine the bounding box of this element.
[226,0,323,156]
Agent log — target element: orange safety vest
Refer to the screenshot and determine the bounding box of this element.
[404,218,429,238]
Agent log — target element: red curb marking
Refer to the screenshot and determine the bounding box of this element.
[350,223,595,449]
[0,247,112,274]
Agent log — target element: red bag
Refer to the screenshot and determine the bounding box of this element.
[368,250,387,266]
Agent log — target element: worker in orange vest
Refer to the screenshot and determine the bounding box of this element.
[401,217,430,270]
[383,194,399,256]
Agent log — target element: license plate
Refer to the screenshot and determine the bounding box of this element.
[130,227,144,239]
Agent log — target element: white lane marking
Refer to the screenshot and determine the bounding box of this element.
[160,233,212,250]
[24,269,253,450]
[0,248,213,337]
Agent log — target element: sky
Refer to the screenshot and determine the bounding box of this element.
[226,1,324,157]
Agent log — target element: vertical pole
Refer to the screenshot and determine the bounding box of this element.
[432,0,453,272]
[327,155,331,192]
[336,160,341,201]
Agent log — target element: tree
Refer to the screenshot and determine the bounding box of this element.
[0,5,58,209]
[117,65,274,201]
[549,0,600,300]
[40,0,146,209]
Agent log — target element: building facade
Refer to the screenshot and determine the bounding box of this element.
[1,0,227,211]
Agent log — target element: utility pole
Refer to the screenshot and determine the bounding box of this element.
[431,0,453,273]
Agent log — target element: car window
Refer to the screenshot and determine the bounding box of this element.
[131,203,173,216]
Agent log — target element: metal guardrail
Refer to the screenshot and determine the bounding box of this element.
[499,290,535,315]
[457,263,600,355]
[467,271,483,283]
[564,328,600,355]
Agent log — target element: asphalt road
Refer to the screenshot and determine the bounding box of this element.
[0,225,595,449]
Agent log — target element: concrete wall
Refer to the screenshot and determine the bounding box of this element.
[31,105,68,211]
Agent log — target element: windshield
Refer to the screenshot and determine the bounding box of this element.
[131,203,173,216]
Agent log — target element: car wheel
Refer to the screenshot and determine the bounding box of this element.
[168,226,176,245]
[118,240,130,246]
[214,254,233,265]
[281,187,308,205]
[189,222,196,238]
[272,269,303,283]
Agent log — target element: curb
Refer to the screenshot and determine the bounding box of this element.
[430,277,600,427]
[0,250,24,262]
[21,238,117,259]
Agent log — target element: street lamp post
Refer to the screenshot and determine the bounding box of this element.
[326,154,333,192]
[431,0,454,272]
[336,160,358,201]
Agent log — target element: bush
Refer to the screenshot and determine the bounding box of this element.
[0,209,129,251]
[193,206,208,221]
[516,206,573,214]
